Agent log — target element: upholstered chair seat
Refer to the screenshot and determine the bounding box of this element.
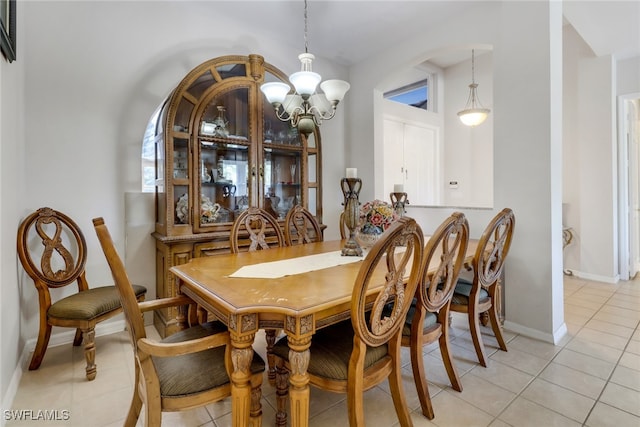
[271,322,388,381]
[400,300,438,336]
[49,286,146,320]
[154,321,265,398]
[451,278,489,306]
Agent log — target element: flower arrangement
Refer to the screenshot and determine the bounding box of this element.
[359,199,399,235]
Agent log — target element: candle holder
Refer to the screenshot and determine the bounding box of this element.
[341,178,363,256]
[390,192,409,217]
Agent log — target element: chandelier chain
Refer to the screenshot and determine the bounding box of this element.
[304,0,309,53]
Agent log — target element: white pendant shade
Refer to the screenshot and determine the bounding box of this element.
[320,79,350,103]
[309,93,331,115]
[458,108,490,126]
[289,70,322,97]
[261,82,291,105]
[283,94,303,115]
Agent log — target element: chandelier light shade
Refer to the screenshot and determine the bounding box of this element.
[260,0,350,136]
[457,49,490,127]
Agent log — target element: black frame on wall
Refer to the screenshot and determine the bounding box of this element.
[0,0,16,62]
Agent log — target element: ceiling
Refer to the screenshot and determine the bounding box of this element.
[221,1,639,68]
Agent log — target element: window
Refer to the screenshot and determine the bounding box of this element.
[384,79,429,110]
[141,107,160,193]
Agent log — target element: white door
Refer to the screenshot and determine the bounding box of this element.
[629,100,639,277]
[618,96,640,280]
[383,117,441,206]
[383,118,405,194]
[403,123,439,205]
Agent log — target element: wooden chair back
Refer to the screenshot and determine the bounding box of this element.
[405,212,469,419]
[473,208,515,290]
[450,207,515,367]
[352,216,424,349]
[419,212,470,313]
[17,207,88,293]
[284,205,323,245]
[271,217,424,426]
[230,206,285,253]
[92,217,147,345]
[16,207,146,381]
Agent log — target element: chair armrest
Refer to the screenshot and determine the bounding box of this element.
[137,330,230,358]
[137,295,194,313]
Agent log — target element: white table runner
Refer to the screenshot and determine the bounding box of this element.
[229,250,363,279]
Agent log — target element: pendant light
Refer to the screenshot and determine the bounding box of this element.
[457,49,490,126]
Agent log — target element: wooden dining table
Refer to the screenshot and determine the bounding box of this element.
[170,238,477,427]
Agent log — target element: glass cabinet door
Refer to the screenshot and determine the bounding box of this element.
[262,101,302,220]
[195,87,251,231]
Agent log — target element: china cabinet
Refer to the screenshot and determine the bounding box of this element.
[151,54,323,336]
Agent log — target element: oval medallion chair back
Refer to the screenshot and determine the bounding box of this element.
[450,208,515,367]
[402,212,469,419]
[272,216,424,427]
[284,204,323,245]
[16,207,147,381]
[229,206,285,253]
[93,217,265,427]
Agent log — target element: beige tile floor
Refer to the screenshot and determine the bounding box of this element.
[6,275,640,427]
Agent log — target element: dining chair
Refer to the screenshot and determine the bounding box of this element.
[16,207,147,381]
[272,217,425,427]
[450,208,515,367]
[229,206,285,253]
[93,217,265,427]
[284,204,323,245]
[401,212,469,419]
[230,206,286,385]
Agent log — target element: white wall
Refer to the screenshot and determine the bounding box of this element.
[443,52,493,208]
[563,24,620,282]
[0,0,26,408]
[0,1,26,411]
[350,1,566,342]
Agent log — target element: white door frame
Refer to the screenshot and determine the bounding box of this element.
[617,93,640,280]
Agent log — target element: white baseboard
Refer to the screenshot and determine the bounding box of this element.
[503,320,568,345]
[564,269,620,284]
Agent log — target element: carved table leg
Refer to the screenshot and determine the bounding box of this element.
[287,335,311,427]
[230,334,255,427]
[228,311,259,427]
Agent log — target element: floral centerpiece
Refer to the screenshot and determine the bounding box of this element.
[357,199,399,247]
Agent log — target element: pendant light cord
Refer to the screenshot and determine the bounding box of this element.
[471,49,476,84]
